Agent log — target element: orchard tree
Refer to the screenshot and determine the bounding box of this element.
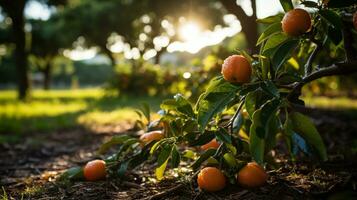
[62,0,357,192]
[0,0,67,99]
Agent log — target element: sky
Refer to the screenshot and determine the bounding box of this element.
[23,0,285,60]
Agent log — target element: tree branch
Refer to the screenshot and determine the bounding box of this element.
[287,61,357,101]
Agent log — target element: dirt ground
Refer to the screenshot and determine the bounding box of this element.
[1,108,356,200]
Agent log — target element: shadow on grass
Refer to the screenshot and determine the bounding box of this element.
[0,94,166,143]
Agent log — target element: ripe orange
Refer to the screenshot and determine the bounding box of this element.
[197,167,226,192]
[353,12,357,31]
[221,55,251,83]
[140,130,164,143]
[282,8,311,36]
[83,160,106,181]
[201,139,220,151]
[237,162,268,188]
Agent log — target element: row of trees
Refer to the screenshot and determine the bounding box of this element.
[0,0,261,100]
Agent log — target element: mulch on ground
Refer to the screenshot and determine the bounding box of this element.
[1,108,356,199]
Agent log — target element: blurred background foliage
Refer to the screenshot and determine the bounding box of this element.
[0,0,357,140]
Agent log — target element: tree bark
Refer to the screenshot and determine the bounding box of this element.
[154,49,163,64]
[103,47,116,66]
[219,0,259,53]
[43,62,52,90]
[10,1,29,100]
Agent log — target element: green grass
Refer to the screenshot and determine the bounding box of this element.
[303,96,357,110]
[1,88,357,143]
[0,89,163,142]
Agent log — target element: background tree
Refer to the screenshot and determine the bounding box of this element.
[0,0,67,99]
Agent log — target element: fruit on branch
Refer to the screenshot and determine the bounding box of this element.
[197,167,226,192]
[201,139,220,151]
[237,162,268,188]
[83,160,107,181]
[353,11,357,31]
[221,55,252,83]
[140,130,164,144]
[282,8,311,36]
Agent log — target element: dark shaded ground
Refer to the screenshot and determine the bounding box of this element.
[1,108,357,199]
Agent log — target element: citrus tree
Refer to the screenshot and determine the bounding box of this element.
[63,0,357,192]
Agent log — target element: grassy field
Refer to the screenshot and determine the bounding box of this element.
[1,88,357,143]
[0,89,163,142]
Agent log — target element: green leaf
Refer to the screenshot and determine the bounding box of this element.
[263,33,289,55]
[155,159,168,180]
[198,76,239,95]
[223,153,237,167]
[327,26,342,45]
[253,55,270,80]
[129,142,153,168]
[150,139,166,154]
[60,167,84,181]
[117,161,130,177]
[157,145,173,166]
[261,81,280,98]
[191,148,217,170]
[183,149,196,159]
[98,135,133,154]
[174,94,195,117]
[301,1,318,8]
[325,0,357,8]
[283,115,295,159]
[216,128,232,144]
[265,115,279,152]
[319,10,342,30]
[160,99,178,110]
[272,39,299,73]
[279,0,294,12]
[140,102,151,122]
[232,113,244,134]
[245,90,259,118]
[249,99,280,164]
[171,145,180,168]
[256,14,284,24]
[259,99,280,133]
[290,112,327,161]
[249,110,265,165]
[187,131,215,146]
[257,22,282,46]
[195,77,239,129]
[197,92,237,132]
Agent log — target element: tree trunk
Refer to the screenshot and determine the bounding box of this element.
[240,15,259,54]
[154,50,163,64]
[219,0,259,53]
[103,47,116,67]
[12,1,29,100]
[43,62,52,90]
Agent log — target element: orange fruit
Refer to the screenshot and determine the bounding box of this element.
[140,130,164,143]
[221,55,251,83]
[83,160,106,181]
[237,162,268,188]
[197,167,226,192]
[353,12,357,31]
[201,139,220,151]
[282,8,311,36]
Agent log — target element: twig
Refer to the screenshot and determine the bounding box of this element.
[146,183,184,200]
[287,61,357,101]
